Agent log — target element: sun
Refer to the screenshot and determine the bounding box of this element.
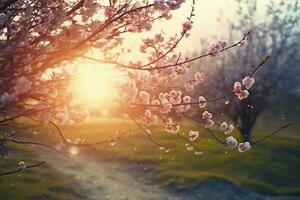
[74,61,120,106]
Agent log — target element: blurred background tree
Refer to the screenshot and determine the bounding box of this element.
[193,0,300,142]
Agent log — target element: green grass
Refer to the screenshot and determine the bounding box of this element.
[0,145,83,200]
[1,117,299,198]
[61,117,300,196]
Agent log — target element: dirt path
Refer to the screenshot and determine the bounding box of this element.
[39,150,299,200]
[40,151,190,200]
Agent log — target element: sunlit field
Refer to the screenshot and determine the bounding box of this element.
[1,117,299,199]
[1,0,299,199]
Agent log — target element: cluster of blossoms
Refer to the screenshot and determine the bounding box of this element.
[234,76,255,100]
[182,21,193,33]
[0,0,261,171]
[209,41,227,56]
[225,137,251,152]
[202,111,214,128]
[220,122,234,135]
[154,0,185,10]
[140,109,159,126]
[163,118,180,134]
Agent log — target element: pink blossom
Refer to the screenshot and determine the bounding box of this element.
[238,142,251,152]
[169,0,185,10]
[154,0,165,8]
[220,122,229,132]
[168,90,182,104]
[154,34,164,42]
[183,95,191,103]
[198,96,207,108]
[189,130,199,141]
[185,143,194,151]
[182,21,192,32]
[226,136,238,148]
[225,124,234,135]
[220,122,234,134]
[240,40,247,47]
[233,81,242,93]
[202,111,212,120]
[209,41,226,56]
[165,124,180,134]
[204,119,214,128]
[18,161,28,169]
[242,76,255,89]
[237,89,249,100]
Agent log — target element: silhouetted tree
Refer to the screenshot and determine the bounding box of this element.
[196,0,300,142]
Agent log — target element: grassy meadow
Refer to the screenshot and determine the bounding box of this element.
[0,145,83,200]
[0,117,299,198]
[60,117,300,197]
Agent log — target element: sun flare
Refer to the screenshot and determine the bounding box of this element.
[74,61,120,106]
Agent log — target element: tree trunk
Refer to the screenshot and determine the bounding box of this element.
[240,127,253,143]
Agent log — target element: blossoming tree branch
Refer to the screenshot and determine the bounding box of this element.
[0,0,291,175]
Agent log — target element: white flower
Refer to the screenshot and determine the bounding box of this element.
[14,76,31,95]
[204,119,214,128]
[185,143,194,151]
[202,111,212,120]
[198,96,207,108]
[183,96,191,103]
[189,130,199,141]
[18,161,28,169]
[225,124,234,135]
[220,122,228,132]
[237,90,249,100]
[242,76,255,89]
[220,122,234,134]
[238,142,251,152]
[225,136,238,148]
[145,129,152,135]
[233,81,242,93]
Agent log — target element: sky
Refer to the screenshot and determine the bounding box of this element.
[145,0,272,54]
[75,0,274,110]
